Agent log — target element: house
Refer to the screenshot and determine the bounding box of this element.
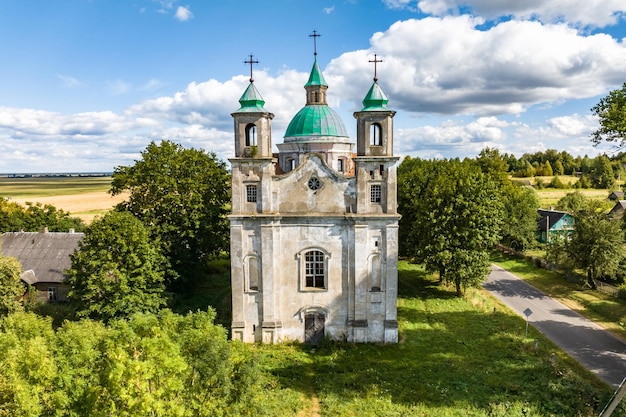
[608,200,626,220]
[537,209,574,243]
[0,229,83,302]
[608,191,624,201]
[229,46,399,344]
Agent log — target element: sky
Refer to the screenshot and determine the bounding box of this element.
[1,0,626,173]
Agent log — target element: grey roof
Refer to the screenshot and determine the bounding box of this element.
[1,231,83,284]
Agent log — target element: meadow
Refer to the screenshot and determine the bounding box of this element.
[177,259,620,417]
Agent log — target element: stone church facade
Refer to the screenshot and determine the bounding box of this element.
[229,52,400,344]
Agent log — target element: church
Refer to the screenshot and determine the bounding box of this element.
[229,39,400,344]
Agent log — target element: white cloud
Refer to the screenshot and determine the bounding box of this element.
[326,16,626,117]
[175,6,193,21]
[57,75,83,88]
[323,6,335,14]
[411,0,626,27]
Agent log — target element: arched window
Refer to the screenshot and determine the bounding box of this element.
[370,123,382,146]
[245,123,257,147]
[370,254,382,291]
[286,158,296,172]
[337,158,345,173]
[298,248,329,290]
[246,255,259,291]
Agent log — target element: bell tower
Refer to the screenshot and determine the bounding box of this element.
[354,54,398,214]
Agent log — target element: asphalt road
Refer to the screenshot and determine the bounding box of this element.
[483,265,626,388]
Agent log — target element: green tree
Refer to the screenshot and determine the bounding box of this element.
[590,155,615,189]
[553,159,565,175]
[500,183,539,251]
[0,255,23,316]
[556,191,588,213]
[591,82,626,146]
[0,198,84,233]
[567,205,624,289]
[67,211,167,321]
[399,158,503,295]
[110,140,230,282]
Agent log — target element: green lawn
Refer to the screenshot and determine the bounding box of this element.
[0,176,112,198]
[185,260,620,417]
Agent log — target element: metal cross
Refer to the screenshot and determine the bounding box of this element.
[244,54,259,82]
[309,30,321,56]
[369,54,383,82]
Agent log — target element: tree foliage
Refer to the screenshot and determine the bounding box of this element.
[67,211,167,321]
[499,183,539,251]
[0,310,262,416]
[591,82,626,146]
[0,255,23,317]
[110,140,230,281]
[399,157,504,295]
[0,198,84,233]
[566,205,625,289]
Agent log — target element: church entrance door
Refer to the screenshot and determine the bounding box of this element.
[304,313,325,345]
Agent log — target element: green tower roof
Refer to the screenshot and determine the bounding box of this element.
[361,81,389,111]
[284,105,348,140]
[305,59,327,87]
[234,82,268,113]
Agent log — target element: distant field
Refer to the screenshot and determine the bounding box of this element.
[511,176,614,208]
[0,177,126,223]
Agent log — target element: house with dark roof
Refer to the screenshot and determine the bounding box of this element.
[537,209,574,243]
[609,191,625,201]
[1,229,83,302]
[608,200,626,220]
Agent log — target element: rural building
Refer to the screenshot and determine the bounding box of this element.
[608,200,626,220]
[608,191,624,201]
[229,50,400,344]
[0,229,82,302]
[537,209,574,243]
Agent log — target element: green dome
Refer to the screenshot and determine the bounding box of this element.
[284,105,349,141]
[361,81,389,111]
[233,82,268,113]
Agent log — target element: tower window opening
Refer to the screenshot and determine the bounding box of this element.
[379,164,385,177]
[371,184,382,203]
[246,185,258,203]
[337,158,345,172]
[370,123,382,146]
[287,158,296,172]
[314,92,319,102]
[245,123,257,147]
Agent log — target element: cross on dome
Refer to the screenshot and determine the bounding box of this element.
[369,54,383,82]
[309,30,321,56]
[244,54,259,83]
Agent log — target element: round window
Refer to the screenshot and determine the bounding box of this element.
[308,177,322,190]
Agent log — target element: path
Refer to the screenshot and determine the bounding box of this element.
[483,265,626,388]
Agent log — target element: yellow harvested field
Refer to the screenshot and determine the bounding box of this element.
[12,192,128,224]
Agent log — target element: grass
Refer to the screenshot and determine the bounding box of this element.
[0,176,113,198]
[490,251,626,340]
[174,260,620,417]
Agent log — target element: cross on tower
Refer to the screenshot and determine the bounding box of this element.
[369,54,383,82]
[244,54,259,83]
[309,30,321,56]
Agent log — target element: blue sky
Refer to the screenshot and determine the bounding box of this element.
[1,0,626,173]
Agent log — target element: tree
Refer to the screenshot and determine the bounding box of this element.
[556,191,588,213]
[566,205,624,289]
[399,158,503,295]
[590,155,615,189]
[110,140,230,282]
[499,183,539,251]
[0,255,23,316]
[0,198,84,233]
[67,211,167,321]
[591,82,626,146]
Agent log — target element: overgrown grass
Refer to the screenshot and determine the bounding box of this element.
[0,176,112,198]
[183,259,618,416]
[491,251,626,340]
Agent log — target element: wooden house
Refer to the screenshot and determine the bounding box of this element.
[537,209,574,243]
[608,200,626,220]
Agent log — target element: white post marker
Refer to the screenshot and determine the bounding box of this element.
[523,308,533,338]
